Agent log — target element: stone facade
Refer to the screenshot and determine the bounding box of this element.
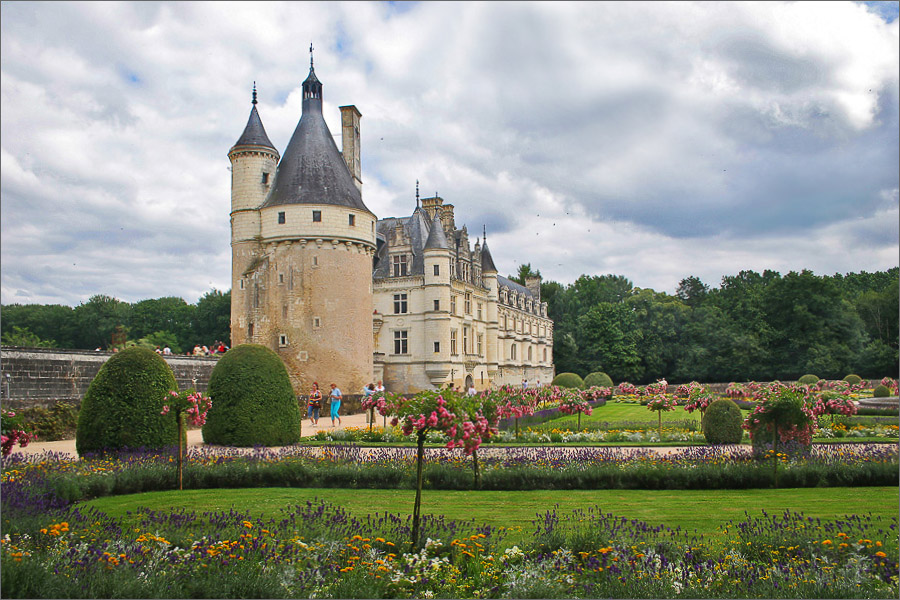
[0,347,216,410]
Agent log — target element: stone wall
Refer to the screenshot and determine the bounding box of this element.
[0,347,218,411]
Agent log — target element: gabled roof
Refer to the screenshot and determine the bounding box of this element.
[260,65,371,213]
[373,208,431,279]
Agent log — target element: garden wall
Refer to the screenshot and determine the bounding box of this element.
[0,347,217,410]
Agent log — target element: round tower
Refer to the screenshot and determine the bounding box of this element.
[229,84,280,348]
[422,210,452,387]
[245,53,376,395]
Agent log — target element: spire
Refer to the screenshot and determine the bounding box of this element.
[302,43,323,111]
[416,180,420,209]
[232,82,276,152]
[481,226,498,273]
[424,209,449,250]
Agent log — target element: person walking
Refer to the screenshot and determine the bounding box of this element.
[329,383,343,427]
[308,382,322,426]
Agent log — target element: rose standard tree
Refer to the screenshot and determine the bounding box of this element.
[161,389,212,490]
[377,390,499,546]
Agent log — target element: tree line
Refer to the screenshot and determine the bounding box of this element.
[3,266,897,383]
[1,290,230,355]
[518,266,898,384]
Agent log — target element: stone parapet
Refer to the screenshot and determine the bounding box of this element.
[0,347,217,410]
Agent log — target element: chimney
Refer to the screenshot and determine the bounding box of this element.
[340,105,362,191]
[525,276,542,302]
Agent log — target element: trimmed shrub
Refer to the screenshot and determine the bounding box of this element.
[584,372,614,388]
[843,374,862,386]
[75,347,178,455]
[202,344,301,447]
[873,384,892,398]
[797,374,819,385]
[701,399,743,445]
[551,372,585,389]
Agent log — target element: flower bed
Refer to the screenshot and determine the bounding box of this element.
[1,496,897,598]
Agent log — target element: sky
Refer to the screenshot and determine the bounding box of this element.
[1,1,898,307]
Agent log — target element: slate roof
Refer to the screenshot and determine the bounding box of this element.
[232,105,277,152]
[480,241,498,273]
[373,207,432,279]
[497,275,537,300]
[261,66,372,213]
[424,211,450,250]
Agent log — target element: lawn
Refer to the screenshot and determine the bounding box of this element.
[82,486,899,544]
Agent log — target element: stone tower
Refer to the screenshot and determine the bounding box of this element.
[229,58,377,394]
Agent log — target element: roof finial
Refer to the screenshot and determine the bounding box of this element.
[483,224,487,242]
[416,180,420,208]
[252,81,257,105]
[310,43,314,69]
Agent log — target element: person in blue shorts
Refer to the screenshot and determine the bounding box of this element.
[329,383,342,427]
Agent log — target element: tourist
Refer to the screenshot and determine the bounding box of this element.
[307,382,322,426]
[162,345,172,355]
[467,383,477,396]
[375,380,385,394]
[329,383,342,427]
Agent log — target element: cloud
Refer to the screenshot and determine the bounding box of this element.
[1,1,897,307]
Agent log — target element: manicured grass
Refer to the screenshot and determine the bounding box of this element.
[82,486,898,543]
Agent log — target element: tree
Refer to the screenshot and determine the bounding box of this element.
[675,276,709,307]
[507,263,542,285]
[576,302,643,382]
[0,304,78,348]
[194,289,231,346]
[130,297,196,351]
[1,326,56,348]
[73,295,132,350]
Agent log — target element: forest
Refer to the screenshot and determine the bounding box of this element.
[1,267,897,383]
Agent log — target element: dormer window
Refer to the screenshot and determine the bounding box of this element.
[392,254,408,277]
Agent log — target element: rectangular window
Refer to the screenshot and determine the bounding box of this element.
[433,264,440,276]
[465,293,472,315]
[433,341,440,353]
[278,211,285,224]
[279,334,288,346]
[392,254,408,277]
[313,317,321,328]
[262,172,269,184]
[477,333,483,357]
[312,210,322,222]
[248,323,254,338]
[312,256,319,266]
[450,329,458,355]
[433,299,440,311]
[348,214,356,226]
[279,273,284,284]
[463,327,469,355]
[477,302,482,320]
[450,295,457,315]
[393,293,408,314]
[394,330,408,354]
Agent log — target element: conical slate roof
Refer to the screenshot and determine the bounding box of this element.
[261,65,371,213]
[424,210,449,250]
[481,240,498,273]
[233,104,277,151]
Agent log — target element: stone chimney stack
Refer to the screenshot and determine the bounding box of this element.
[525,276,542,302]
[340,105,362,191]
